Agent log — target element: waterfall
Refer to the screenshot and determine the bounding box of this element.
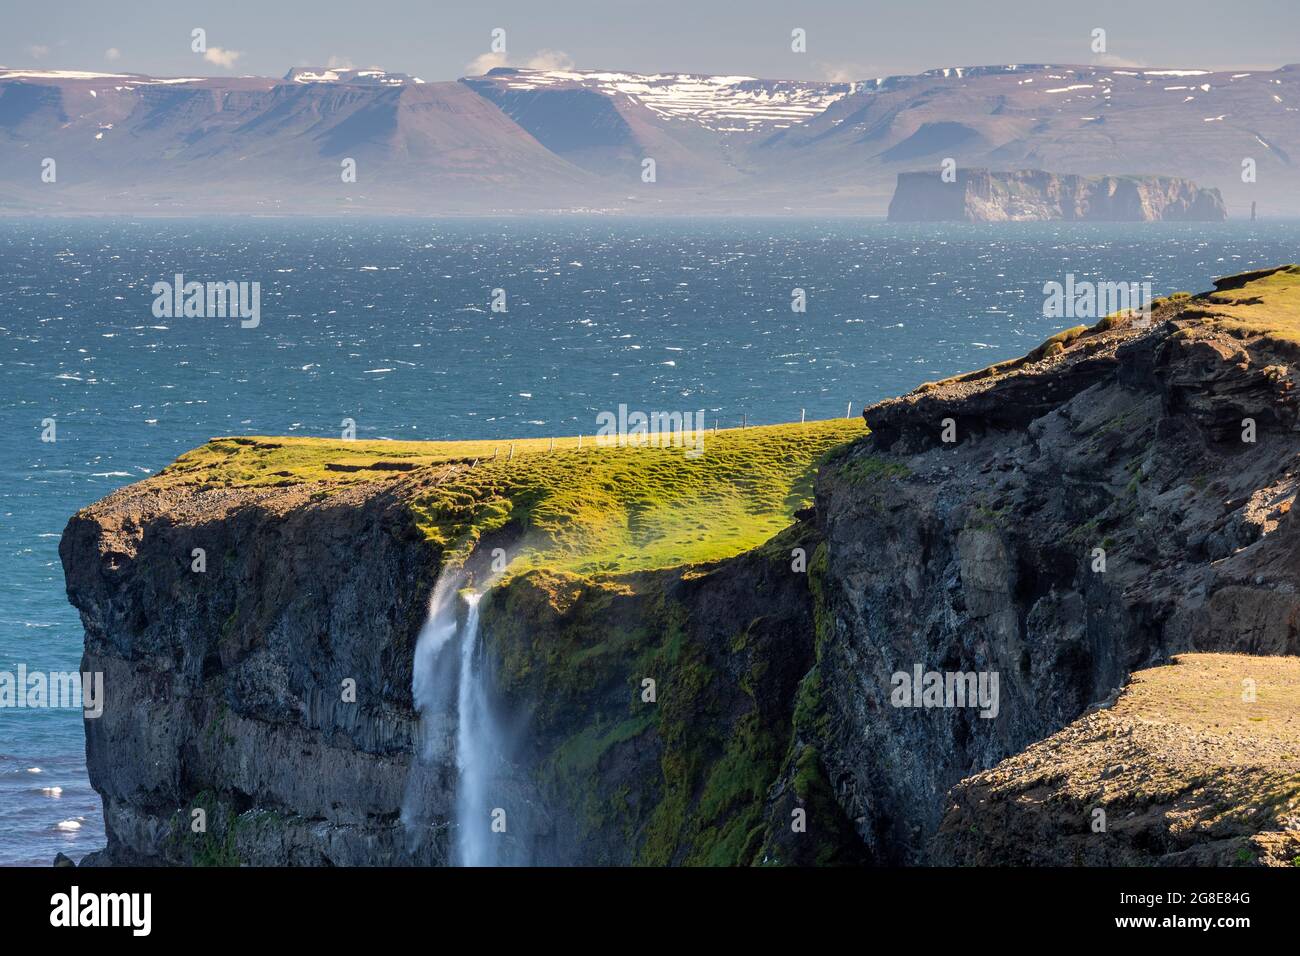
[453,593,497,866]
[403,573,520,866]
[409,573,463,758]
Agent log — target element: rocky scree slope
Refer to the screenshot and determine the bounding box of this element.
[935,653,1300,866]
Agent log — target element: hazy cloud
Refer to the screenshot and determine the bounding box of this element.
[326,54,354,69]
[818,62,867,83]
[463,49,574,76]
[524,49,575,71]
[27,44,50,60]
[105,47,121,62]
[465,51,508,75]
[203,46,242,69]
[1093,54,1147,68]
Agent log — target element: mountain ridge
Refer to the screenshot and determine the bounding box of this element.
[4,62,1298,215]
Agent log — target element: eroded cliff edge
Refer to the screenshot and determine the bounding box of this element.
[61,266,1300,865]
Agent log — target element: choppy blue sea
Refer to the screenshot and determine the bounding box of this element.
[2,217,1296,865]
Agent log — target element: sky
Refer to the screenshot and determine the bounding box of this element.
[3,0,1298,82]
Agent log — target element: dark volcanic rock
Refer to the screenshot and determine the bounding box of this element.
[478,524,866,866]
[60,477,447,865]
[796,290,1300,862]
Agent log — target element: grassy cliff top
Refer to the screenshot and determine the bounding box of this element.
[1192,264,1300,342]
[156,419,864,576]
[908,264,1300,396]
[150,267,1300,578]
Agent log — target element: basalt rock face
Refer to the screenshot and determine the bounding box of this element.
[887,169,1228,222]
[60,476,449,865]
[59,455,870,865]
[801,281,1300,863]
[61,477,865,865]
[63,270,1300,866]
[478,526,864,866]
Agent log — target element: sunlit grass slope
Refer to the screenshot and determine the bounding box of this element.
[1191,264,1300,342]
[912,265,1300,397]
[158,419,864,575]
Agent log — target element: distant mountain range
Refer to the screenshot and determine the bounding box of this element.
[2,62,1297,216]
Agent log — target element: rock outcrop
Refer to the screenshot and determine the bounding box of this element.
[887,168,1228,221]
[934,654,1300,866]
[61,266,1300,865]
[60,478,447,865]
[798,267,1300,863]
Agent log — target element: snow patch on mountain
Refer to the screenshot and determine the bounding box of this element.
[479,68,855,131]
[0,69,206,83]
[284,67,424,85]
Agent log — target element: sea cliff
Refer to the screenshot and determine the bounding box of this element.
[62,265,1300,865]
[887,168,1228,222]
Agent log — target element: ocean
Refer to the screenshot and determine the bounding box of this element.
[2,217,1296,865]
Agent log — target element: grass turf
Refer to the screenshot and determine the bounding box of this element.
[156,419,865,575]
[1190,264,1300,342]
[149,267,1300,576]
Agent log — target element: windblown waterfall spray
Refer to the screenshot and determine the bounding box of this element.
[453,593,498,866]
[409,573,463,753]
[402,573,521,866]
